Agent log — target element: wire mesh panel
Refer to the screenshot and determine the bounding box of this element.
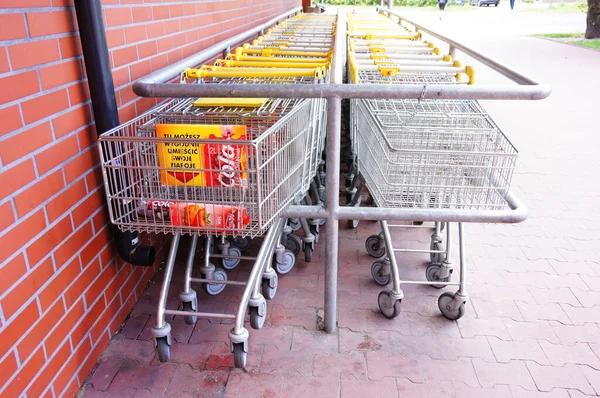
[353,98,517,211]
[98,98,313,238]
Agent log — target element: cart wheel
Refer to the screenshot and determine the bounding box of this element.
[232,236,252,252]
[222,247,242,270]
[413,221,424,225]
[425,264,450,289]
[232,343,247,368]
[304,245,313,263]
[262,274,278,300]
[203,268,227,296]
[289,218,302,232]
[284,234,302,256]
[378,291,401,319]
[366,235,386,258]
[348,219,359,229]
[181,301,197,325]
[344,174,354,188]
[318,218,326,226]
[371,261,391,286]
[438,292,466,320]
[156,337,170,363]
[249,301,267,330]
[430,240,444,264]
[275,250,295,274]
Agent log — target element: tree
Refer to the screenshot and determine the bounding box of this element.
[587,0,600,39]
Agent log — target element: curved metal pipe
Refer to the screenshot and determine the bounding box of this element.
[133,7,302,96]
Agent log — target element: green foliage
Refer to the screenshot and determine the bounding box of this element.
[534,32,583,38]
[573,39,600,50]
[320,0,437,5]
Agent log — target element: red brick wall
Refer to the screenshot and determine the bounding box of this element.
[0,1,300,397]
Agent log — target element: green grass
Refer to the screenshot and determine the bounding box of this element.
[572,39,600,50]
[518,2,588,13]
[534,32,583,38]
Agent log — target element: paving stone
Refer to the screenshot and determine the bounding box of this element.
[109,362,177,395]
[337,308,364,332]
[123,314,151,340]
[313,352,366,379]
[82,386,136,398]
[360,308,412,335]
[365,351,422,382]
[539,341,600,368]
[436,336,495,362]
[472,358,536,390]
[552,323,600,345]
[509,385,571,398]
[100,337,156,365]
[472,299,525,321]
[406,312,461,339]
[481,284,537,304]
[340,375,397,398]
[516,302,572,324]
[452,382,512,398]
[581,275,600,292]
[549,260,597,277]
[205,342,262,373]
[260,346,314,376]
[526,362,594,395]
[562,305,600,325]
[339,329,383,354]
[293,289,322,309]
[154,342,211,370]
[282,375,340,398]
[246,325,293,351]
[570,288,600,308]
[544,274,589,291]
[165,366,228,397]
[269,305,317,330]
[419,357,479,388]
[90,359,126,391]
[278,275,319,292]
[223,370,284,398]
[504,319,560,343]
[488,337,550,365]
[290,326,338,353]
[457,317,511,340]
[188,320,231,345]
[396,378,455,398]
[528,287,581,307]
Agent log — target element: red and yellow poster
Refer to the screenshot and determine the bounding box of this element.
[156,124,248,187]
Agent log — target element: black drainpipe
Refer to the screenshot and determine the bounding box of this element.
[74,0,155,266]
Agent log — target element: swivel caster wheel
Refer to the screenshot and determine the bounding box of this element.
[371,261,391,286]
[155,336,170,363]
[275,250,295,274]
[284,234,302,256]
[378,291,401,319]
[249,300,267,330]
[203,268,227,296]
[304,245,313,263]
[438,292,466,320]
[365,235,385,258]
[222,247,242,270]
[181,301,197,325]
[232,236,252,252]
[232,343,247,368]
[425,264,451,289]
[430,240,444,264]
[289,218,302,232]
[262,274,278,300]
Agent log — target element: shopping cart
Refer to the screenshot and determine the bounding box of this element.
[98,66,323,367]
[346,12,517,320]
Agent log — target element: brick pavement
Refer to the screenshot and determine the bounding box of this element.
[79,13,600,398]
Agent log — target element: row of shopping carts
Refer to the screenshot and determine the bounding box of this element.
[345,11,518,320]
[98,12,337,368]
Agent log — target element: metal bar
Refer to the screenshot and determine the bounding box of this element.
[378,8,540,86]
[134,82,551,101]
[132,7,302,89]
[323,9,345,335]
[164,310,236,319]
[392,248,445,254]
[189,278,247,286]
[208,254,256,261]
[233,218,285,335]
[156,232,180,329]
[183,234,198,294]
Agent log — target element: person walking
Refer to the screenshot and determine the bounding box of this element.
[438,0,448,19]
